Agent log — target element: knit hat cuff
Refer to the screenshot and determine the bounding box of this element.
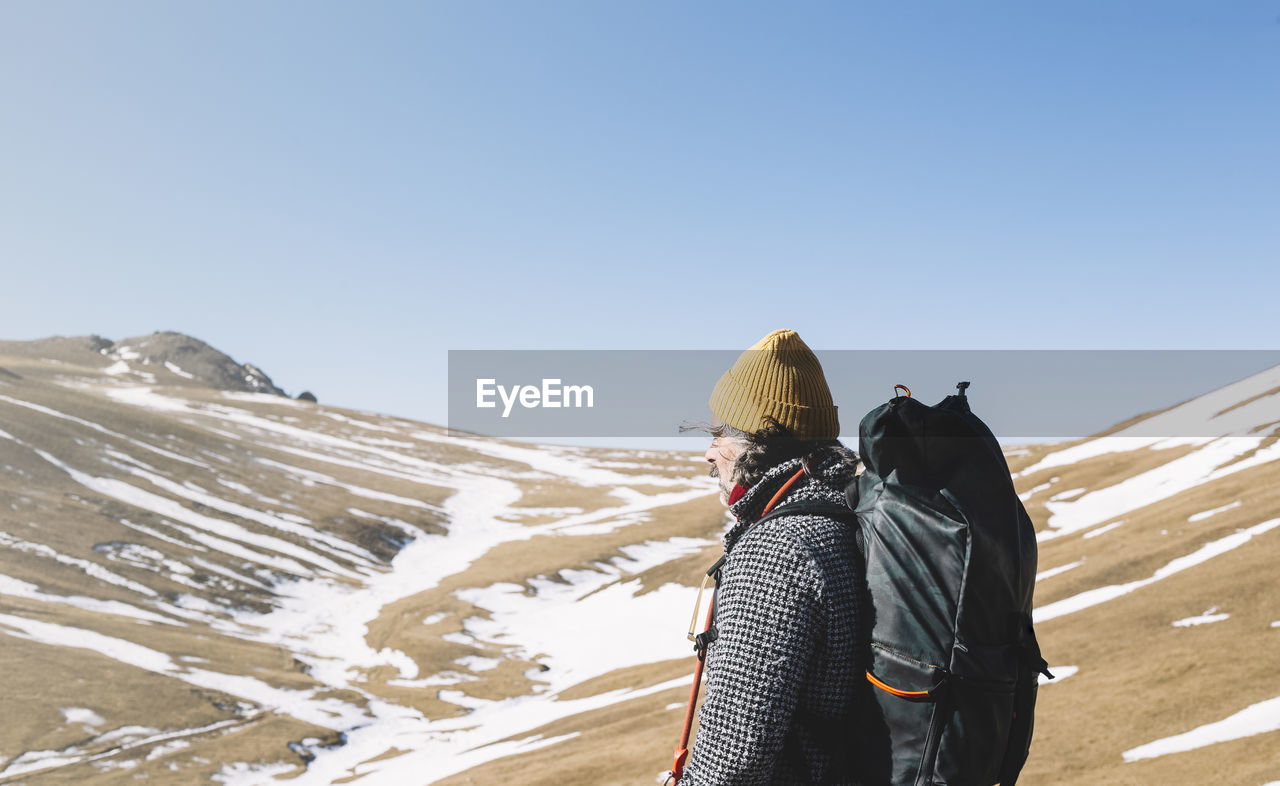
[710,367,840,441]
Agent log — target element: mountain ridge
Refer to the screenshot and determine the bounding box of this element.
[0,331,293,399]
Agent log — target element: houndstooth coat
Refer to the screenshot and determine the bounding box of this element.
[679,446,869,786]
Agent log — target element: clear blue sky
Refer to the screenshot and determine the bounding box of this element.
[2,2,1277,428]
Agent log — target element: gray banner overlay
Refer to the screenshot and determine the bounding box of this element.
[448,350,1280,440]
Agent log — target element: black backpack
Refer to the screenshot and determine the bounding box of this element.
[760,382,1051,785]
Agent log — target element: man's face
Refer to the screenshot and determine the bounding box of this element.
[705,428,741,506]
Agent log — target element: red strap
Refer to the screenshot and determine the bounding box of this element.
[670,599,714,783]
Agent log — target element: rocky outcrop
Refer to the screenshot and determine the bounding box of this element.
[101,331,288,396]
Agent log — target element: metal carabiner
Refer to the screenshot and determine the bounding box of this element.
[686,570,716,644]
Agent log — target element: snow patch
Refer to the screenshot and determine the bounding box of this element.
[0,613,367,730]
[1024,364,1280,479]
[1189,500,1242,523]
[1037,437,1280,542]
[0,573,171,623]
[454,655,501,672]
[1049,487,1086,502]
[61,707,105,728]
[1017,481,1054,502]
[163,361,195,379]
[1122,696,1280,761]
[1039,665,1078,685]
[1035,560,1084,582]
[1035,519,1280,622]
[1172,607,1229,627]
[0,393,207,467]
[0,531,159,597]
[213,761,299,783]
[453,536,712,690]
[1083,520,1126,539]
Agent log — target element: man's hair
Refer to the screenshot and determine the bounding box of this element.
[684,417,851,489]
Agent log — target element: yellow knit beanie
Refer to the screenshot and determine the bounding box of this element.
[709,329,839,440]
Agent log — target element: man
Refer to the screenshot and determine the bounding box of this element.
[678,328,867,786]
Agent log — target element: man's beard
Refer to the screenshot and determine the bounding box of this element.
[709,462,735,506]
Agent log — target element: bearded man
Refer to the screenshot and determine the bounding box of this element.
[678,329,869,786]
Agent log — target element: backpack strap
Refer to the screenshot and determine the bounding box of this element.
[752,499,858,528]
[755,499,864,558]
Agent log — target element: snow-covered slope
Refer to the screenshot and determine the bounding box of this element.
[1,338,1277,785]
[0,338,721,784]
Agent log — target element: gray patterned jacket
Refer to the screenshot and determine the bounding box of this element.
[679,447,867,786]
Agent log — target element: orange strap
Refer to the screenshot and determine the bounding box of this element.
[670,600,714,783]
[669,467,808,783]
[762,467,807,517]
[866,670,933,699]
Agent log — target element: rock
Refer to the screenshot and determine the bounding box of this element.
[104,331,288,396]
